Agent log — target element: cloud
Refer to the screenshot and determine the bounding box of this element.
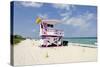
[61,12,97,37]
[52,4,95,28]
[61,12,96,28]
[38,14,48,19]
[66,17,86,26]
[60,12,72,22]
[52,3,76,24]
[20,1,43,7]
[52,4,75,11]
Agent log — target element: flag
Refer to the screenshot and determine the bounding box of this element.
[36,17,42,24]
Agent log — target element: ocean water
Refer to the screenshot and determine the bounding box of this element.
[63,37,97,46]
[33,37,97,47]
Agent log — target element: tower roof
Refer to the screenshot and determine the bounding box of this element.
[42,19,61,24]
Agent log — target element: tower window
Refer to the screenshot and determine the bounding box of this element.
[47,24,53,28]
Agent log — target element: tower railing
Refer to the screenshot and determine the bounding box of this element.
[41,28,64,36]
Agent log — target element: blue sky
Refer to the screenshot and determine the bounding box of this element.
[13,1,97,38]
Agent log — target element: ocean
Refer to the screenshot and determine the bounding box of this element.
[63,37,97,46]
[33,37,97,47]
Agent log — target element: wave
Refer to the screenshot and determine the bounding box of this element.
[63,37,97,39]
[69,42,97,48]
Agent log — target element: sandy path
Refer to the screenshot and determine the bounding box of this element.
[14,39,97,66]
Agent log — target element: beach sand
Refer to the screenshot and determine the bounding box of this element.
[13,39,97,66]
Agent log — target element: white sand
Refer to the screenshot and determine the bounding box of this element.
[14,39,97,66]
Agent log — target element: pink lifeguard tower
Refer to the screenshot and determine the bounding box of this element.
[36,17,64,47]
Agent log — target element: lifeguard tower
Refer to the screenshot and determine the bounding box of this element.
[36,17,64,47]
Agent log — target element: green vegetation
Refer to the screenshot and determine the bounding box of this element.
[12,35,26,45]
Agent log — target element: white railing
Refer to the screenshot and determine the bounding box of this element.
[41,28,64,36]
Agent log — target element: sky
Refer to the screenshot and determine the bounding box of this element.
[13,1,97,38]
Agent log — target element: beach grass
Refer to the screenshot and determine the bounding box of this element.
[12,35,26,45]
[13,38,22,45]
[45,53,49,58]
